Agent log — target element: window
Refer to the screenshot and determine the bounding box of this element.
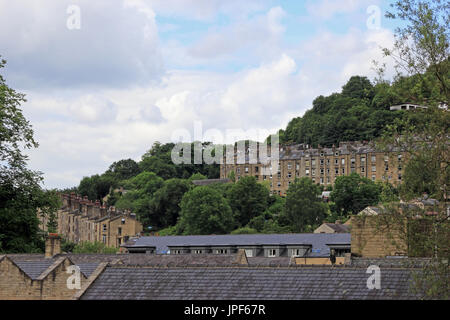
[320,168,324,175]
[102,235,106,244]
[103,224,107,232]
[305,169,310,176]
[277,173,281,179]
[311,159,316,167]
[335,168,339,175]
[342,168,345,174]
[327,168,330,175]
[372,166,376,172]
[277,182,281,187]
[296,164,300,171]
[268,249,277,257]
[361,167,365,173]
[121,218,125,225]
[351,158,356,166]
[371,155,376,162]
[385,166,389,171]
[245,249,253,257]
[245,167,249,173]
[398,174,402,181]
[312,169,316,176]
[237,168,241,174]
[287,163,292,170]
[320,159,324,165]
[118,227,122,236]
[372,175,376,181]
[335,151,339,156]
[327,159,330,165]
[292,249,302,257]
[320,152,324,157]
[288,172,292,178]
[320,177,324,185]
[361,156,366,164]
[193,249,203,254]
[263,175,267,181]
[255,166,259,173]
[341,158,345,165]
[335,158,339,165]
[255,175,259,180]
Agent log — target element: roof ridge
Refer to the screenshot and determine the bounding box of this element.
[36,256,68,281]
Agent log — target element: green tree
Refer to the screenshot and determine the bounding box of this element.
[147,178,191,229]
[285,178,328,232]
[227,176,269,227]
[382,0,449,104]
[105,159,141,181]
[331,173,381,216]
[0,57,59,253]
[72,241,118,254]
[177,186,234,235]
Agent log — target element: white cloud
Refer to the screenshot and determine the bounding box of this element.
[306,0,378,20]
[0,0,163,89]
[187,7,286,61]
[2,1,398,189]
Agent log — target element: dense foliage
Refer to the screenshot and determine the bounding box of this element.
[0,58,60,253]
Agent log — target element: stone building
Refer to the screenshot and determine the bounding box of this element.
[39,193,143,248]
[220,141,406,196]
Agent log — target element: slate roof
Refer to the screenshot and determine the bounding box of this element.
[80,265,422,300]
[12,260,57,279]
[324,223,350,233]
[123,233,351,257]
[77,263,101,278]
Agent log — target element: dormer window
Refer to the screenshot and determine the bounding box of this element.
[268,249,276,257]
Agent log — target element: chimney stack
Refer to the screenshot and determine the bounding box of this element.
[45,233,61,258]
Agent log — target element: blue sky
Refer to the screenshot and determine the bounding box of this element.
[0,0,401,188]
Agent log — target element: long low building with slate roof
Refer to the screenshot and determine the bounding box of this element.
[76,264,424,300]
[121,233,351,258]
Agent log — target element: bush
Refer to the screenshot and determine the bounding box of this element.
[72,241,118,254]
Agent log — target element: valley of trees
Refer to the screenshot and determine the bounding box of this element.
[0,0,448,257]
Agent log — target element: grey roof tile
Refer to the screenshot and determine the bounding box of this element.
[124,233,350,257]
[80,265,422,300]
[13,260,57,279]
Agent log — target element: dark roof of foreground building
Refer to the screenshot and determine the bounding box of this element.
[323,223,350,233]
[123,233,351,257]
[79,265,421,300]
[12,259,58,280]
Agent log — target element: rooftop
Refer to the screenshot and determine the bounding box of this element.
[122,233,351,257]
[79,264,422,300]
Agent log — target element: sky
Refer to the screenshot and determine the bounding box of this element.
[0,0,401,189]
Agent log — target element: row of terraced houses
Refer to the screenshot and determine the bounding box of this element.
[220,141,406,196]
